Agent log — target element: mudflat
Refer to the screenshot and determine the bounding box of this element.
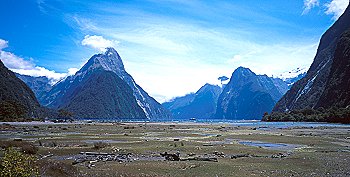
[1,122,350,176]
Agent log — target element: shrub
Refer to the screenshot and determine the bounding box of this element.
[0,140,38,155]
[93,141,109,149]
[0,147,39,177]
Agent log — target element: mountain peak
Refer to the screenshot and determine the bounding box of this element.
[232,67,255,79]
[78,47,125,76]
[105,47,119,56]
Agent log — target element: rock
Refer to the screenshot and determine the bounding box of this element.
[231,154,251,159]
[271,153,288,158]
[160,152,180,161]
[213,151,225,157]
[203,144,213,146]
[187,152,196,156]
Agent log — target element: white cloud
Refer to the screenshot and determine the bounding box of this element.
[12,67,67,84]
[68,67,79,75]
[81,35,117,52]
[0,38,71,84]
[302,0,319,15]
[325,0,349,20]
[0,39,8,50]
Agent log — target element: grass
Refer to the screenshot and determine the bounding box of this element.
[0,122,349,176]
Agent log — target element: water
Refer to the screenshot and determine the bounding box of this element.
[239,141,303,151]
[3,119,350,129]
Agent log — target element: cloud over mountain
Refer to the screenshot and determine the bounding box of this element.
[82,35,117,52]
[0,38,76,84]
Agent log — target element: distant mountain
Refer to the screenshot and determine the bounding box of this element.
[215,67,288,120]
[0,60,42,121]
[15,74,52,99]
[162,93,196,112]
[40,48,171,119]
[272,4,350,113]
[276,68,307,88]
[163,84,222,119]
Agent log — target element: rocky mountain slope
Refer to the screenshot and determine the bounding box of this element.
[15,73,52,99]
[163,84,222,119]
[215,67,288,120]
[40,48,171,119]
[0,60,42,121]
[273,4,350,113]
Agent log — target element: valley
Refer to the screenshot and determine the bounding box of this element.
[1,121,350,176]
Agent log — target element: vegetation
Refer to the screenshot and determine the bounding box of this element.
[263,106,350,123]
[58,109,74,122]
[93,141,109,149]
[0,140,38,155]
[0,100,28,122]
[0,148,39,177]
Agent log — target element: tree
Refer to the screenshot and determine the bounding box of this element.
[0,100,27,121]
[58,109,74,122]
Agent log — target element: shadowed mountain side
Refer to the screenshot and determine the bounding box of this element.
[0,60,43,121]
[62,70,146,119]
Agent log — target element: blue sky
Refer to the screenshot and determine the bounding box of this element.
[0,0,348,102]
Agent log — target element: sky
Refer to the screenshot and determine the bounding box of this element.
[0,0,349,102]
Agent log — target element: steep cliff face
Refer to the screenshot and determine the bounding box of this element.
[316,29,350,109]
[41,48,171,119]
[215,67,287,120]
[273,4,350,112]
[163,84,222,119]
[15,73,52,99]
[0,60,42,121]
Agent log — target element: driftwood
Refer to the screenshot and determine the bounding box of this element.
[231,154,251,159]
[40,154,54,160]
[181,157,218,162]
[161,152,218,162]
[73,152,133,166]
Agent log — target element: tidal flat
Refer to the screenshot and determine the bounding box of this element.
[1,122,350,176]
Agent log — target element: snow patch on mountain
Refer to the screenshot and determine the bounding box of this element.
[277,67,308,81]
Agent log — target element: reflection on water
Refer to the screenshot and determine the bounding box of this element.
[239,140,304,151]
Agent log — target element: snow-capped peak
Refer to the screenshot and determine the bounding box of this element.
[277,67,308,81]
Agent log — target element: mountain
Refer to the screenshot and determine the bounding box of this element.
[316,29,350,109]
[0,60,42,121]
[163,84,222,119]
[277,68,307,88]
[40,48,171,119]
[15,74,52,99]
[59,70,146,119]
[162,93,196,112]
[272,4,350,113]
[215,67,288,120]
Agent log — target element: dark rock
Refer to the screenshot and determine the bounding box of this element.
[231,154,251,159]
[160,152,180,161]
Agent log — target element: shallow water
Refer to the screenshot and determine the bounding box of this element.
[239,141,303,151]
[82,139,126,144]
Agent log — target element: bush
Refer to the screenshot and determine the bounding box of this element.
[0,147,39,177]
[93,141,109,149]
[38,160,81,177]
[0,140,38,155]
[263,106,350,123]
